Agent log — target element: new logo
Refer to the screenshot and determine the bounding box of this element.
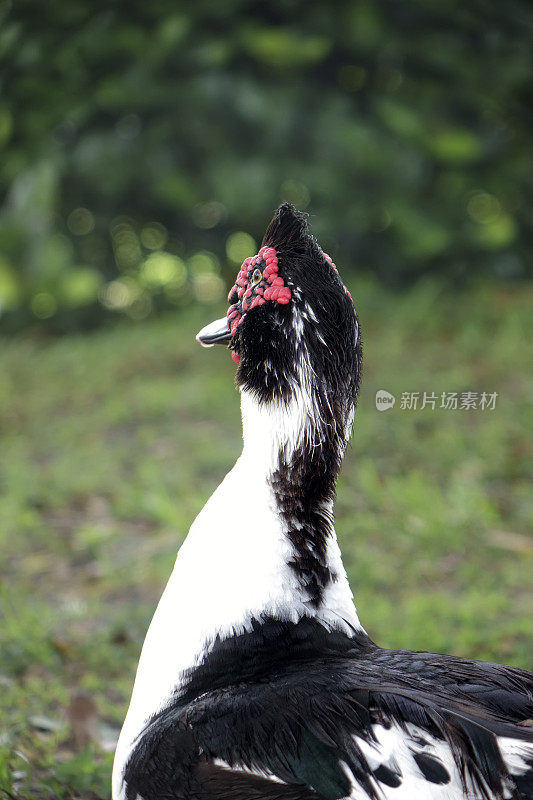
[375,390,396,411]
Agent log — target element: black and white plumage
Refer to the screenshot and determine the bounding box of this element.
[113,205,533,800]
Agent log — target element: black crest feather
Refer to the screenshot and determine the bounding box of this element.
[262,203,312,255]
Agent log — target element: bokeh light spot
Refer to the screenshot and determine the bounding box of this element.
[226,232,256,264]
[67,208,95,236]
[61,268,103,307]
[192,273,225,304]
[110,218,142,270]
[100,279,139,310]
[31,292,57,319]
[192,201,227,229]
[140,252,186,287]
[188,251,219,276]
[467,192,501,224]
[140,222,168,250]
[473,213,517,249]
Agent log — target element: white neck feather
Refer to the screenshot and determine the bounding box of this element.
[113,386,361,794]
[241,386,314,460]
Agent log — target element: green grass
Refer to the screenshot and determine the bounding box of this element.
[1,280,532,798]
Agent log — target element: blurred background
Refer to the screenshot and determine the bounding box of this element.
[1,2,532,798]
[1,0,533,331]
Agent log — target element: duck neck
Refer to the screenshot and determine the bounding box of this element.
[240,381,353,612]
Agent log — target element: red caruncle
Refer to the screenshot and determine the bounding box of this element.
[226,246,292,337]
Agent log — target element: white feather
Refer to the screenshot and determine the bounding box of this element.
[352,724,469,799]
[499,736,533,777]
[212,758,286,784]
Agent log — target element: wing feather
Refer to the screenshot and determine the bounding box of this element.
[123,643,533,800]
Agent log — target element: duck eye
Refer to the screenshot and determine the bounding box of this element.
[251,268,262,286]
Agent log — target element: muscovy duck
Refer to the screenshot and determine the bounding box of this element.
[113,204,533,800]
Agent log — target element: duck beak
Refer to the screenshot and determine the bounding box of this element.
[195,317,232,348]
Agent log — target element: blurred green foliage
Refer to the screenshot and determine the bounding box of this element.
[1,1,532,331]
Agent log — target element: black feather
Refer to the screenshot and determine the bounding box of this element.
[373,764,402,788]
[262,203,310,254]
[512,758,533,799]
[124,617,533,800]
[412,752,450,784]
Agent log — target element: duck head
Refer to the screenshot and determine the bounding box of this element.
[196,203,361,440]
